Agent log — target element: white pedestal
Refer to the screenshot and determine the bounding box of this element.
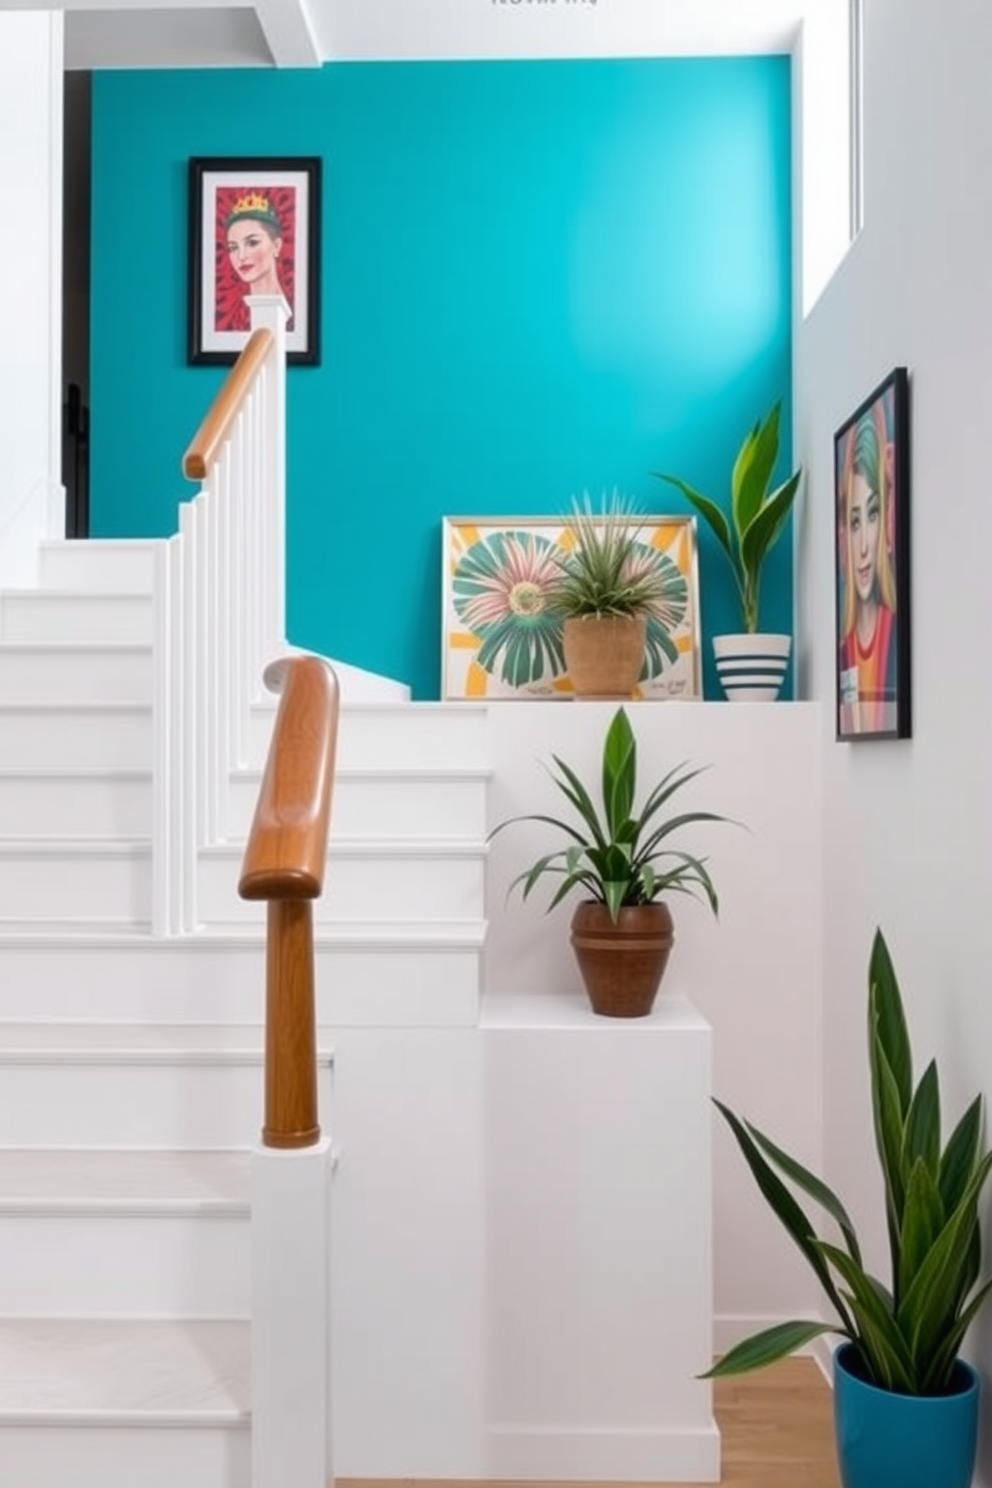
[252,1139,333,1488]
[482,991,719,1482]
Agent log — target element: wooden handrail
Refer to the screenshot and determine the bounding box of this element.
[239,655,339,1149]
[181,328,274,481]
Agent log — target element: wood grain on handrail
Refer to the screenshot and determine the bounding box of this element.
[239,655,339,1149]
[181,327,274,482]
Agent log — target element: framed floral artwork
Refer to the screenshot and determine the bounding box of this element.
[187,156,321,366]
[441,515,701,700]
[834,368,911,740]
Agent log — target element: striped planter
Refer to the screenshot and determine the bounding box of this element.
[712,633,791,702]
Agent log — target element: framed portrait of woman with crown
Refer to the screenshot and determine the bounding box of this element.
[188,156,321,366]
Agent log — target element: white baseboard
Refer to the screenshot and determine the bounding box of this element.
[714,1313,836,1388]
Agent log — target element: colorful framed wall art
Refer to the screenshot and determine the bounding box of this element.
[442,515,701,701]
[834,368,911,741]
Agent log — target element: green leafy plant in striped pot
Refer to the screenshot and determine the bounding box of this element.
[653,401,802,700]
[709,928,991,1488]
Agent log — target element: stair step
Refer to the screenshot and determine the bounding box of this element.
[0,1150,251,1317]
[0,1319,250,1488]
[0,770,152,838]
[0,921,485,1025]
[0,642,152,703]
[198,838,487,924]
[0,702,152,768]
[0,1023,333,1147]
[228,763,490,841]
[250,698,489,771]
[37,539,159,594]
[0,839,151,925]
[0,590,153,644]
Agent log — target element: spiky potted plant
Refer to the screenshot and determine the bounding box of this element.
[552,493,681,700]
[491,706,731,1017]
[709,929,991,1488]
[654,400,802,700]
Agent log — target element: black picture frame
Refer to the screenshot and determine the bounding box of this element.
[187,155,321,366]
[834,367,911,741]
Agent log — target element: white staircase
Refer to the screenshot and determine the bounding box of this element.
[0,358,489,1486]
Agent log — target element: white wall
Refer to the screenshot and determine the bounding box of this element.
[485,700,825,1345]
[795,0,992,1463]
[0,12,64,587]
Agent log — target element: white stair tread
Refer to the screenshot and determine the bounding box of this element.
[0,641,151,655]
[0,1149,250,1212]
[0,918,486,947]
[204,838,489,860]
[0,1318,249,1423]
[0,1022,332,1065]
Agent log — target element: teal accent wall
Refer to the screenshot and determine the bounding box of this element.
[91,58,792,699]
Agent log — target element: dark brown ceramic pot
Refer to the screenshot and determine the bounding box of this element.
[569,900,675,1018]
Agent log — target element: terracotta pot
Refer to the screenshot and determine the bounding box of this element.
[562,614,646,699]
[569,900,674,1018]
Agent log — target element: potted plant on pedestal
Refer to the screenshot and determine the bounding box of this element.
[708,928,991,1488]
[653,400,802,700]
[491,706,731,1017]
[552,493,682,700]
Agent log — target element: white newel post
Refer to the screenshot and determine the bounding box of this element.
[0,12,64,589]
[245,293,290,680]
[252,1140,335,1488]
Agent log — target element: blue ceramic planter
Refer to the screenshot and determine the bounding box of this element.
[834,1342,979,1488]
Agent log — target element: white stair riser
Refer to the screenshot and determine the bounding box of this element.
[0,1064,331,1147]
[199,850,487,924]
[0,1426,249,1488]
[0,941,482,1025]
[0,593,153,644]
[0,709,152,769]
[38,540,158,594]
[0,647,152,703]
[0,1214,249,1317]
[251,702,490,772]
[0,853,151,924]
[0,774,151,839]
[229,770,488,842]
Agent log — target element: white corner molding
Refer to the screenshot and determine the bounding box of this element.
[0,11,65,589]
[254,0,322,66]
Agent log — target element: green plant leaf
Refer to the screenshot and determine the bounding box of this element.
[738,469,802,618]
[652,474,737,575]
[921,1277,992,1393]
[897,1151,992,1374]
[602,708,636,841]
[899,1156,945,1305]
[902,1061,941,1181]
[548,756,608,849]
[603,880,627,921]
[814,1241,916,1392]
[713,1102,852,1329]
[745,1122,863,1266]
[939,1095,983,1216]
[869,928,912,1113]
[870,1018,909,1266]
[702,1320,837,1378]
[732,402,781,544]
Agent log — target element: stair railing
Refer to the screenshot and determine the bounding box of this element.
[237,652,338,1488]
[238,654,339,1148]
[153,293,288,934]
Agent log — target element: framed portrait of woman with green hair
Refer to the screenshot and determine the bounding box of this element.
[834,367,911,741]
[187,156,321,366]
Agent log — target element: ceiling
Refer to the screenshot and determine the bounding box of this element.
[4,0,817,70]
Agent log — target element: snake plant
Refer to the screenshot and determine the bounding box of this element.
[709,929,992,1394]
[653,401,801,634]
[491,705,729,923]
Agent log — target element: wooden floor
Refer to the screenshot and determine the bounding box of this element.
[339,1357,839,1488]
